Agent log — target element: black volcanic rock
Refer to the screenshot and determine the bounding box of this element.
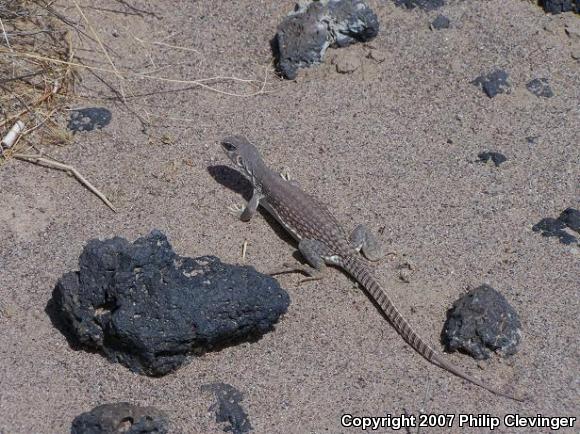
[471,70,511,98]
[443,285,522,360]
[431,15,450,30]
[394,0,444,10]
[274,0,379,79]
[538,0,579,14]
[203,383,252,434]
[71,402,169,434]
[68,107,112,133]
[477,151,507,167]
[526,78,554,98]
[558,208,580,233]
[532,208,579,245]
[51,230,290,376]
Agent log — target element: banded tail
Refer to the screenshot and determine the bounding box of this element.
[341,255,526,402]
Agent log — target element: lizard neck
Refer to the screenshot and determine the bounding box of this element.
[252,162,284,193]
[244,157,273,190]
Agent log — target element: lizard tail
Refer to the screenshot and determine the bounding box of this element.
[341,255,527,402]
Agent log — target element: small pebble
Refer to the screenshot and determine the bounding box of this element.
[539,0,580,15]
[67,107,112,133]
[558,208,580,233]
[526,78,554,98]
[397,260,414,283]
[477,151,507,167]
[532,211,579,245]
[394,0,444,10]
[203,383,252,434]
[526,136,539,144]
[431,15,450,30]
[471,70,511,98]
[71,403,169,434]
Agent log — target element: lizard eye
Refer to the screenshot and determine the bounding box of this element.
[221,141,236,152]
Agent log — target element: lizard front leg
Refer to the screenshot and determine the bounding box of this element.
[230,189,262,222]
[349,224,394,261]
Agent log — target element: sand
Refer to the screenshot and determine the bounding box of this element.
[0,0,578,432]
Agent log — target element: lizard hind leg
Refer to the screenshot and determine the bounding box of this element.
[349,224,394,262]
[269,239,331,283]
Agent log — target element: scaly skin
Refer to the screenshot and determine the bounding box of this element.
[220,135,526,402]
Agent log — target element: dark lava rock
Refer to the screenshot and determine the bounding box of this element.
[526,136,539,144]
[431,15,450,30]
[328,0,379,46]
[538,0,579,14]
[394,0,444,10]
[71,402,169,434]
[532,218,577,245]
[443,285,521,360]
[526,78,554,98]
[51,230,290,376]
[533,208,580,244]
[477,151,507,167]
[203,383,252,434]
[558,208,580,233]
[68,107,112,133]
[274,2,328,80]
[274,0,379,79]
[471,70,511,98]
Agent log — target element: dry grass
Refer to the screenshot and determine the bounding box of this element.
[0,1,274,161]
[0,1,274,210]
[0,0,76,160]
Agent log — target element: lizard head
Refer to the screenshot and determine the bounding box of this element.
[221,135,263,181]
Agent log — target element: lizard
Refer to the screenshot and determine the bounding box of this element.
[220,135,526,402]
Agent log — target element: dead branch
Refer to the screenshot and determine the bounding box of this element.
[13,153,116,212]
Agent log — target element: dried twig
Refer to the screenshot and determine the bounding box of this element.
[0,70,44,84]
[72,0,126,100]
[13,153,116,212]
[0,16,12,50]
[242,240,248,261]
[133,36,201,54]
[1,49,273,97]
[0,1,76,157]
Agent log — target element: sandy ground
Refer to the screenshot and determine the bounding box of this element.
[1,0,579,433]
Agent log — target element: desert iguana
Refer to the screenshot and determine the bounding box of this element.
[220,135,525,401]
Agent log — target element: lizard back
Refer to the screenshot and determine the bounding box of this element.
[259,170,354,255]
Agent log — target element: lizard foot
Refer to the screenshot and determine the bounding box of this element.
[350,224,397,262]
[228,203,253,221]
[228,203,245,214]
[269,262,324,284]
[279,166,292,182]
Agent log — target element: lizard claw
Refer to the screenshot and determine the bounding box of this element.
[279,167,292,182]
[280,167,300,187]
[268,263,324,285]
[228,203,245,217]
